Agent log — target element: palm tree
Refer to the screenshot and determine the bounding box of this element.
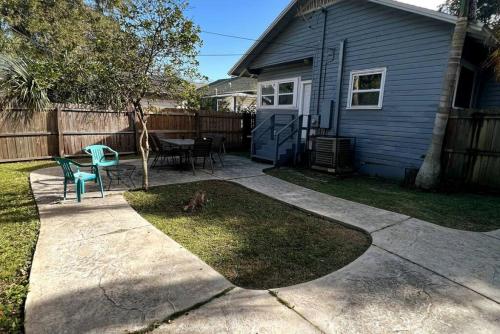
[415,0,474,189]
[0,55,50,115]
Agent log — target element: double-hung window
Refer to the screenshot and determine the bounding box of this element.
[258,78,298,108]
[347,68,387,109]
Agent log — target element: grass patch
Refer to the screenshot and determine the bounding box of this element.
[266,168,500,232]
[0,161,54,333]
[125,180,370,289]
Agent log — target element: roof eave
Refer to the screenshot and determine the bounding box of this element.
[229,0,297,76]
[228,0,497,76]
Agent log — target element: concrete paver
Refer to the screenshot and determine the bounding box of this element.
[272,246,500,334]
[154,288,321,334]
[26,156,500,333]
[373,218,500,303]
[26,168,232,333]
[232,175,409,233]
[485,229,500,241]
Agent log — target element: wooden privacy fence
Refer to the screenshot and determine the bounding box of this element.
[0,107,255,163]
[442,108,500,190]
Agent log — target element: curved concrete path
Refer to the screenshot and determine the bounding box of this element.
[26,156,500,333]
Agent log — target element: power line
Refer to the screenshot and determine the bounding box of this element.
[201,30,325,53]
[197,51,315,57]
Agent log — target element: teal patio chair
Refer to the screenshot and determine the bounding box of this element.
[83,145,119,168]
[54,157,104,202]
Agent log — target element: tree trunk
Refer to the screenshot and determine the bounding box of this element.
[134,101,149,191]
[415,5,471,189]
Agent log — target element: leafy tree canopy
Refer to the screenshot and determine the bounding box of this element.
[0,0,202,110]
[0,0,203,190]
[440,0,499,78]
[439,0,499,29]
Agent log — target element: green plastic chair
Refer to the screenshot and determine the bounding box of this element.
[83,145,119,167]
[54,157,104,202]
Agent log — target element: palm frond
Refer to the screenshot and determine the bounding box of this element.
[0,55,50,115]
[484,48,500,81]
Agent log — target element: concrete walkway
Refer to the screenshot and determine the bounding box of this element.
[26,156,500,333]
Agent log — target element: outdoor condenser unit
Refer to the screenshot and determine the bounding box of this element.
[311,136,355,173]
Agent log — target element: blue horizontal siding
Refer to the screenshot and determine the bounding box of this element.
[248,0,455,178]
[478,74,500,108]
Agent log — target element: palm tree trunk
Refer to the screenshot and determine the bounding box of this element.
[415,0,472,189]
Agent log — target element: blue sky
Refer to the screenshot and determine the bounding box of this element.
[186,0,441,82]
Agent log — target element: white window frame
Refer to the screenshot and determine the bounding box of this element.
[452,60,478,109]
[257,77,299,109]
[347,68,387,110]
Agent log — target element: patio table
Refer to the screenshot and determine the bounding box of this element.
[159,138,194,149]
[158,138,194,170]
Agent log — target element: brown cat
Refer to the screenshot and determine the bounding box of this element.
[183,190,207,212]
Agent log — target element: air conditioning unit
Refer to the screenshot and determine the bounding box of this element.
[311,136,355,173]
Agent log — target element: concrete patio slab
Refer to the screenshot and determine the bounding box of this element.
[153,288,321,334]
[485,229,500,241]
[208,155,267,180]
[373,218,500,303]
[232,175,409,233]
[26,169,234,333]
[26,156,500,333]
[36,195,149,244]
[26,222,232,333]
[272,246,500,334]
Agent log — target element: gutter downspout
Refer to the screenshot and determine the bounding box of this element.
[333,39,346,136]
[316,8,328,115]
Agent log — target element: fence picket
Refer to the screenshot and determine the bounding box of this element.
[0,108,255,162]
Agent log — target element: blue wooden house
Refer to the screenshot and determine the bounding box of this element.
[229,0,499,179]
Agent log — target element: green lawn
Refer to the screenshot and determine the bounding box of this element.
[0,161,53,333]
[125,180,370,289]
[266,168,500,232]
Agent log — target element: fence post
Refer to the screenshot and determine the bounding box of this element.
[56,107,64,157]
[195,111,201,138]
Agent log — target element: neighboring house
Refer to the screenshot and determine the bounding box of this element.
[142,82,206,111]
[141,95,184,110]
[200,77,257,112]
[230,0,499,179]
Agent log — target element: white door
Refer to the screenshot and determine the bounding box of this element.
[299,81,312,140]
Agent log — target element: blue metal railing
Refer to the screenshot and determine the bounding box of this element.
[250,113,275,157]
[274,115,310,166]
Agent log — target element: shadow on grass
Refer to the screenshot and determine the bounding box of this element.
[125,180,371,290]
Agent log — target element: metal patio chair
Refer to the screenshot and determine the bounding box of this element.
[150,133,181,168]
[187,137,213,175]
[210,136,226,167]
